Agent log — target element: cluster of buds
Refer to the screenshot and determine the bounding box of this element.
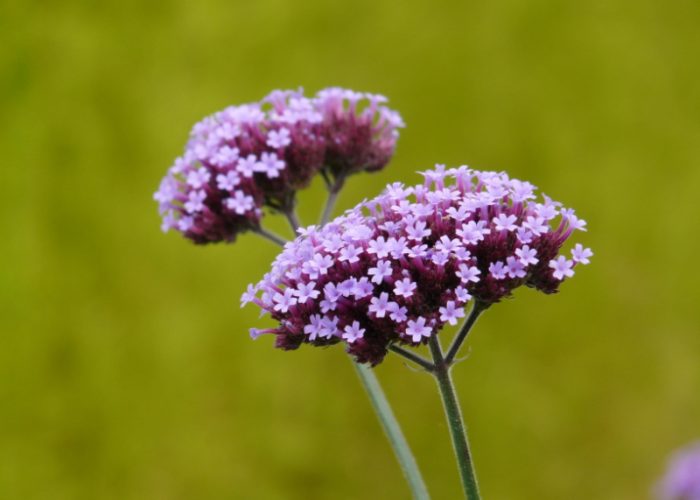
[242,165,592,364]
[154,88,403,244]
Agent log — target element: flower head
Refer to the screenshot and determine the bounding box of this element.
[243,166,591,364]
[156,87,403,244]
[658,441,700,500]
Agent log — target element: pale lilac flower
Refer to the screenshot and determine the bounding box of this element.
[369,292,392,318]
[368,260,393,284]
[256,152,285,179]
[211,145,239,167]
[571,243,593,265]
[506,256,527,279]
[186,167,211,188]
[224,191,255,215]
[394,278,417,298]
[185,190,206,213]
[367,237,391,258]
[439,301,465,326]
[405,317,432,342]
[266,128,291,148]
[353,277,375,298]
[177,216,194,232]
[273,288,297,313]
[455,286,472,303]
[489,261,508,280]
[549,256,575,280]
[457,264,481,284]
[524,216,548,236]
[493,214,518,232]
[339,245,362,263]
[216,171,240,191]
[318,316,339,338]
[388,302,408,322]
[338,278,357,297]
[304,314,324,341]
[295,281,320,304]
[406,220,431,241]
[515,245,539,266]
[238,154,258,178]
[311,253,334,276]
[343,321,365,343]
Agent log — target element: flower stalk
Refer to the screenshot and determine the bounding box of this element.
[353,361,430,500]
[429,335,481,500]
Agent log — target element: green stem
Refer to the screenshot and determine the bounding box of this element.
[285,208,301,234]
[253,227,287,247]
[445,302,484,365]
[428,337,480,500]
[320,176,345,225]
[353,361,430,500]
[388,344,435,372]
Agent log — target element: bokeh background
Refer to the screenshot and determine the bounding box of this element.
[2,0,699,498]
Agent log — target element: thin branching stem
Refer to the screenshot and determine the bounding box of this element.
[429,336,480,499]
[320,175,346,225]
[445,303,484,366]
[389,344,435,372]
[253,227,287,247]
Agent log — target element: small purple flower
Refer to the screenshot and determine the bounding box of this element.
[237,154,258,178]
[266,128,291,149]
[506,256,527,279]
[489,261,508,280]
[394,278,417,298]
[387,302,408,322]
[184,190,207,213]
[224,191,255,215]
[256,152,285,179]
[658,441,700,500]
[439,301,465,326]
[571,243,593,265]
[493,214,518,232]
[216,171,241,191]
[549,256,575,280]
[342,321,365,343]
[295,281,320,304]
[244,166,591,365]
[405,317,433,342]
[515,245,539,266]
[369,292,392,318]
[368,260,393,284]
[186,167,211,188]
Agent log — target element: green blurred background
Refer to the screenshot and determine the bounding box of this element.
[2,0,699,498]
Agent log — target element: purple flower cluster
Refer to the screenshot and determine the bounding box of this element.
[659,442,700,500]
[242,165,592,364]
[155,88,404,244]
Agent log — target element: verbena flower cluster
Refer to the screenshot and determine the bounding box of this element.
[154,88,404,244]
[659,442,700,500]
[242,165,592,364]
